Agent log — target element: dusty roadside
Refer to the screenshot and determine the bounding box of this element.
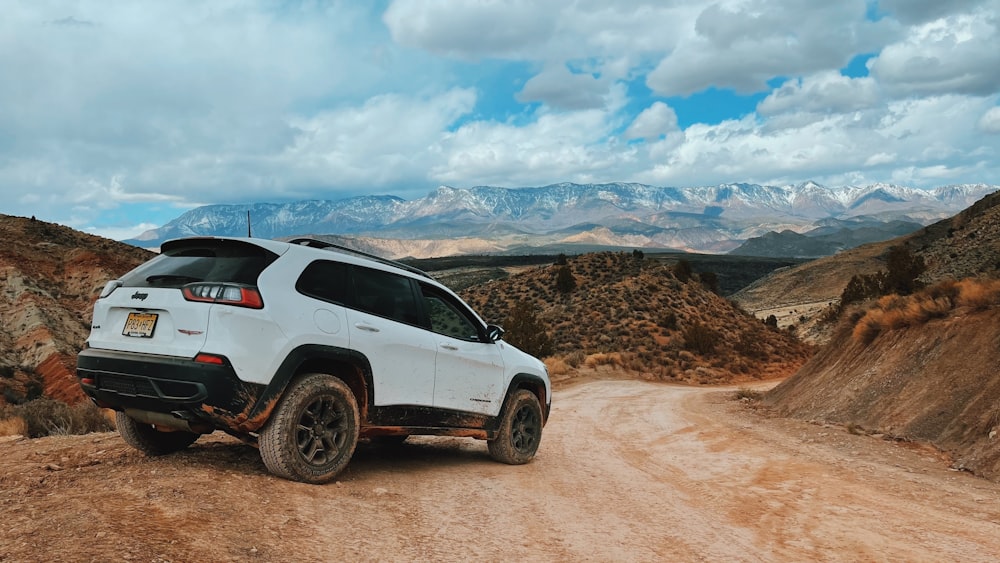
[3,378,1000,562]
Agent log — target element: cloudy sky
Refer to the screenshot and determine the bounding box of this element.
[3,0,1000,240]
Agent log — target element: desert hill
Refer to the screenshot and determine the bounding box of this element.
[0,215,151,405]
[764,280,1000,479]
[731,189,1000,340]
[459,252,814,384]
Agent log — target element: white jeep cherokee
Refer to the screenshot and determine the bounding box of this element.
[77,237,550,483]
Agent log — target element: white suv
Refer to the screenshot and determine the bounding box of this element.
[77,237,550,483]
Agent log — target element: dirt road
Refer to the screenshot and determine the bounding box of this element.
[3,379,1000,562]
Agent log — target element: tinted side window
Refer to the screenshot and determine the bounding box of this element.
[121,239,278,288]
[420,284,481,341]
[296,260,351,305]
[351,266,420,325]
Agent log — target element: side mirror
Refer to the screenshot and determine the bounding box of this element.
[486,324,505,342]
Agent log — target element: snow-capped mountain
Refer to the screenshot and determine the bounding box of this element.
[124,182,999,255]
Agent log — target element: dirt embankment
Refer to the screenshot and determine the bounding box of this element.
[4,379,1000,562]
[0,215,151,405]
[766,307,1000,479]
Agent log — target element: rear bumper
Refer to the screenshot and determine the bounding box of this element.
[77,348,267,433]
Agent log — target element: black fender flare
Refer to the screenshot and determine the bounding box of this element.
[247,344,375,426]
[495,373,550,430]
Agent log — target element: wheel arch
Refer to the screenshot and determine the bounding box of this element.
[499,373,550,426]
[247,344,374,429]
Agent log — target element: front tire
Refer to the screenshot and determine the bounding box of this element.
[488,389,543,465]
[259,374,360,484]
[115,411,200,455]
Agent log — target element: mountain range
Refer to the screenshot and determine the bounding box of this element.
[125,182,999,257]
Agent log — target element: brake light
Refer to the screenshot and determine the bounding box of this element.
[182,283,264,309]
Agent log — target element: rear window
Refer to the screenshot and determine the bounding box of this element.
[121,239,279,288]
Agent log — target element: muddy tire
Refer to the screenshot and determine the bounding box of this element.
[259,374,359,484]
[115,411,200,455]
[488,389,543,465]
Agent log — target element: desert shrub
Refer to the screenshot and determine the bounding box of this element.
[734,388,762,401]
[840,273,885,310]
[12,398,114,438]
[735,331,766,360]
[544,357,571,377]
[564,350,586,368]
[503,301,554,358]
[698,271,720,294]
[584,352,624,368]
[764,314,778,329]
[883,245,926,295]
[658,311,678,330]
[555,266,577,293]
[852,314,882,345]
[923,279,962,303]
[956,278,1000,310]
[0,416,27,436]
[833,246,928,321]
[682,321,718,355]
[850,277,1000,344]
[673,259,693,283]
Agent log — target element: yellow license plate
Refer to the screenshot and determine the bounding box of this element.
[123,312,159,338]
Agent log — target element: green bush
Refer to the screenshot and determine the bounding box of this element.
[503,301,555,358]
[555,266,577,293]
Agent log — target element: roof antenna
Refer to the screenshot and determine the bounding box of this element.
[247,209,252,237]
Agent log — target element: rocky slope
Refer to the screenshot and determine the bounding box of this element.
[0,215,151,405]
[460,252,814,384]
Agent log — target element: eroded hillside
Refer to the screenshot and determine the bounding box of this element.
[765,280,1000,479]
[0,215,151,405]
[461,252,814,384]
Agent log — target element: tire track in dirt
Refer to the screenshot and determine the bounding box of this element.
[3,379,1000,562]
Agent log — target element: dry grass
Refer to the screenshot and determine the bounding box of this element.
[0,416,27,436]
[544,356,572,377]
[853,278,1000,344]
[0,398,114,438]
[584,352,625,369]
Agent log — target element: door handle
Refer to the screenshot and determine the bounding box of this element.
[354,323,380,333]
[440,343,459,351]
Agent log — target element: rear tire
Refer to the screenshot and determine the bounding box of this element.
[115,411,200,455]
[488,389,543,465]
[259,374,360,484]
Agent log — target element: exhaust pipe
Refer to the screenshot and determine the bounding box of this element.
[124,408,213,434]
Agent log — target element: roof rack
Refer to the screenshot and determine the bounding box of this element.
[288,237,432,279]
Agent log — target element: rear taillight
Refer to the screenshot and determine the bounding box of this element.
[182,283,264,309]
[194,353,226,365]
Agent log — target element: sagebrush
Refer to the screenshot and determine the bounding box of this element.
[0,398,114,438]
